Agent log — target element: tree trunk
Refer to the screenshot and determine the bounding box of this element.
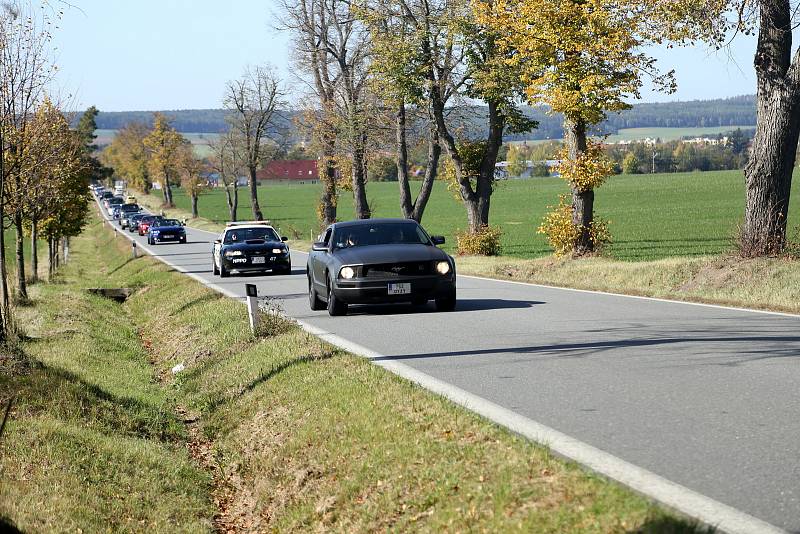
[30,219,38,284]
[191,192,199,218]
[319,135,337,227]
[232,183,238,221]
[410,126,441,222]
[161,181,169,204]
[224,182,238,221]
[352,138,370,219]
[397,103,413,218]
[0,201,9,329]
[248,166,263,221]
[564,117,594,254]
[431,83,503,233]
[14,213,27,301]
[48,238,54,280]
[467,102,505,233]
[164,177,174,207]
[740,0,800,256]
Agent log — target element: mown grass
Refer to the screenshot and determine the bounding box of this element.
[137,169,800,261]
[456,252,800,314]
[2,213,711,532]
[0,220,213,531]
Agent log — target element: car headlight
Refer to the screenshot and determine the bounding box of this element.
[340,266,355,279]
[272,248,284,254]
[436,261,451,275]
[225,250,243,257]
[151,230,159,235]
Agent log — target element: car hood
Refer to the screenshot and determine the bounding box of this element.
[333,244,447,264]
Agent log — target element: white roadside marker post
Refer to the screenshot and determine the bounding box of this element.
[245,283,259,334]
[132,241,138,258]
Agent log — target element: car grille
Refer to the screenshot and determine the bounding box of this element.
[363,262,430,278]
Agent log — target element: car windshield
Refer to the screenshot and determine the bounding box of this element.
[109,198,123,204]
[121,204,139,212]
[224,227,279,244]
[333,222,430,249]
[154,219,181,227]
[141,216,161,224]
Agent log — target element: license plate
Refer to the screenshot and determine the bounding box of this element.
[162,234,173,239]
[251,256,265,264]
[388,282,411,295]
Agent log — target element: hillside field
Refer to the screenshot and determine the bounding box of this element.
[165,169,800,261]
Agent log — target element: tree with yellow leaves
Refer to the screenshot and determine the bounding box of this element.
[101,122,152,193]
[476,0,686,254]
[25,99,85,284]
[177,144,208,219]
[143,113,185,207]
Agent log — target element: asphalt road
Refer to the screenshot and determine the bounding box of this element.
[105,210,800,532]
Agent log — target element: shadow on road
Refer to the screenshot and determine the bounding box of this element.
[343,298,544,316]
[371,333,800,363]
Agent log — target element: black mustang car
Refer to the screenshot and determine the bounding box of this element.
[212,222,290,277]
[307,218,456,316]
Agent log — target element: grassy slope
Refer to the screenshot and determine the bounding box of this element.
[140,169,800,261]
[0,223,213,531]
[0,214,708,532]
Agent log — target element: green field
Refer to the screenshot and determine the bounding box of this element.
[174,170,800,261]
[507,126,756,145]
[605,125,755,142]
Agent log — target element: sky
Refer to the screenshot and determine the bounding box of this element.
[52,0,761,112]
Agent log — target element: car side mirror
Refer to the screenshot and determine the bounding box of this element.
[312,242,328,252]
[214,239,221,244]
[431,235,445,245]
[281,236,288,242]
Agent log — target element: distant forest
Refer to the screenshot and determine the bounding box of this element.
[81,94,757,142]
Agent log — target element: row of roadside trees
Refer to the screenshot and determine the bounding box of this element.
[102,66,288,224]
[0,2,98,345]
[272,0,800,258]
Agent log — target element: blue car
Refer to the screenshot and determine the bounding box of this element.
[147,218,187,245]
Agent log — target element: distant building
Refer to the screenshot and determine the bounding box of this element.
[495,159,561,179]
[205,172,248,188]
[256,160,319,184]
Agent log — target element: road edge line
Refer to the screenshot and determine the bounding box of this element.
[292,323,787,534]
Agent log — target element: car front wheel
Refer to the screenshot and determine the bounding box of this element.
[212,258,219,276]
[219,261,229,278]
[326,276,347,316]
[308,276,325,311]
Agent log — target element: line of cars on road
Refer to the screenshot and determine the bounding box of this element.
[208,218,456,317]
[91,184,457,316]
[91,184,187,245]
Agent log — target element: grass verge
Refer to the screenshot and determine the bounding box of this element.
[456,252,800,315]
[0,213,715,532]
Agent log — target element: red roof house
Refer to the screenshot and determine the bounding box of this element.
[256,160,318,183]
